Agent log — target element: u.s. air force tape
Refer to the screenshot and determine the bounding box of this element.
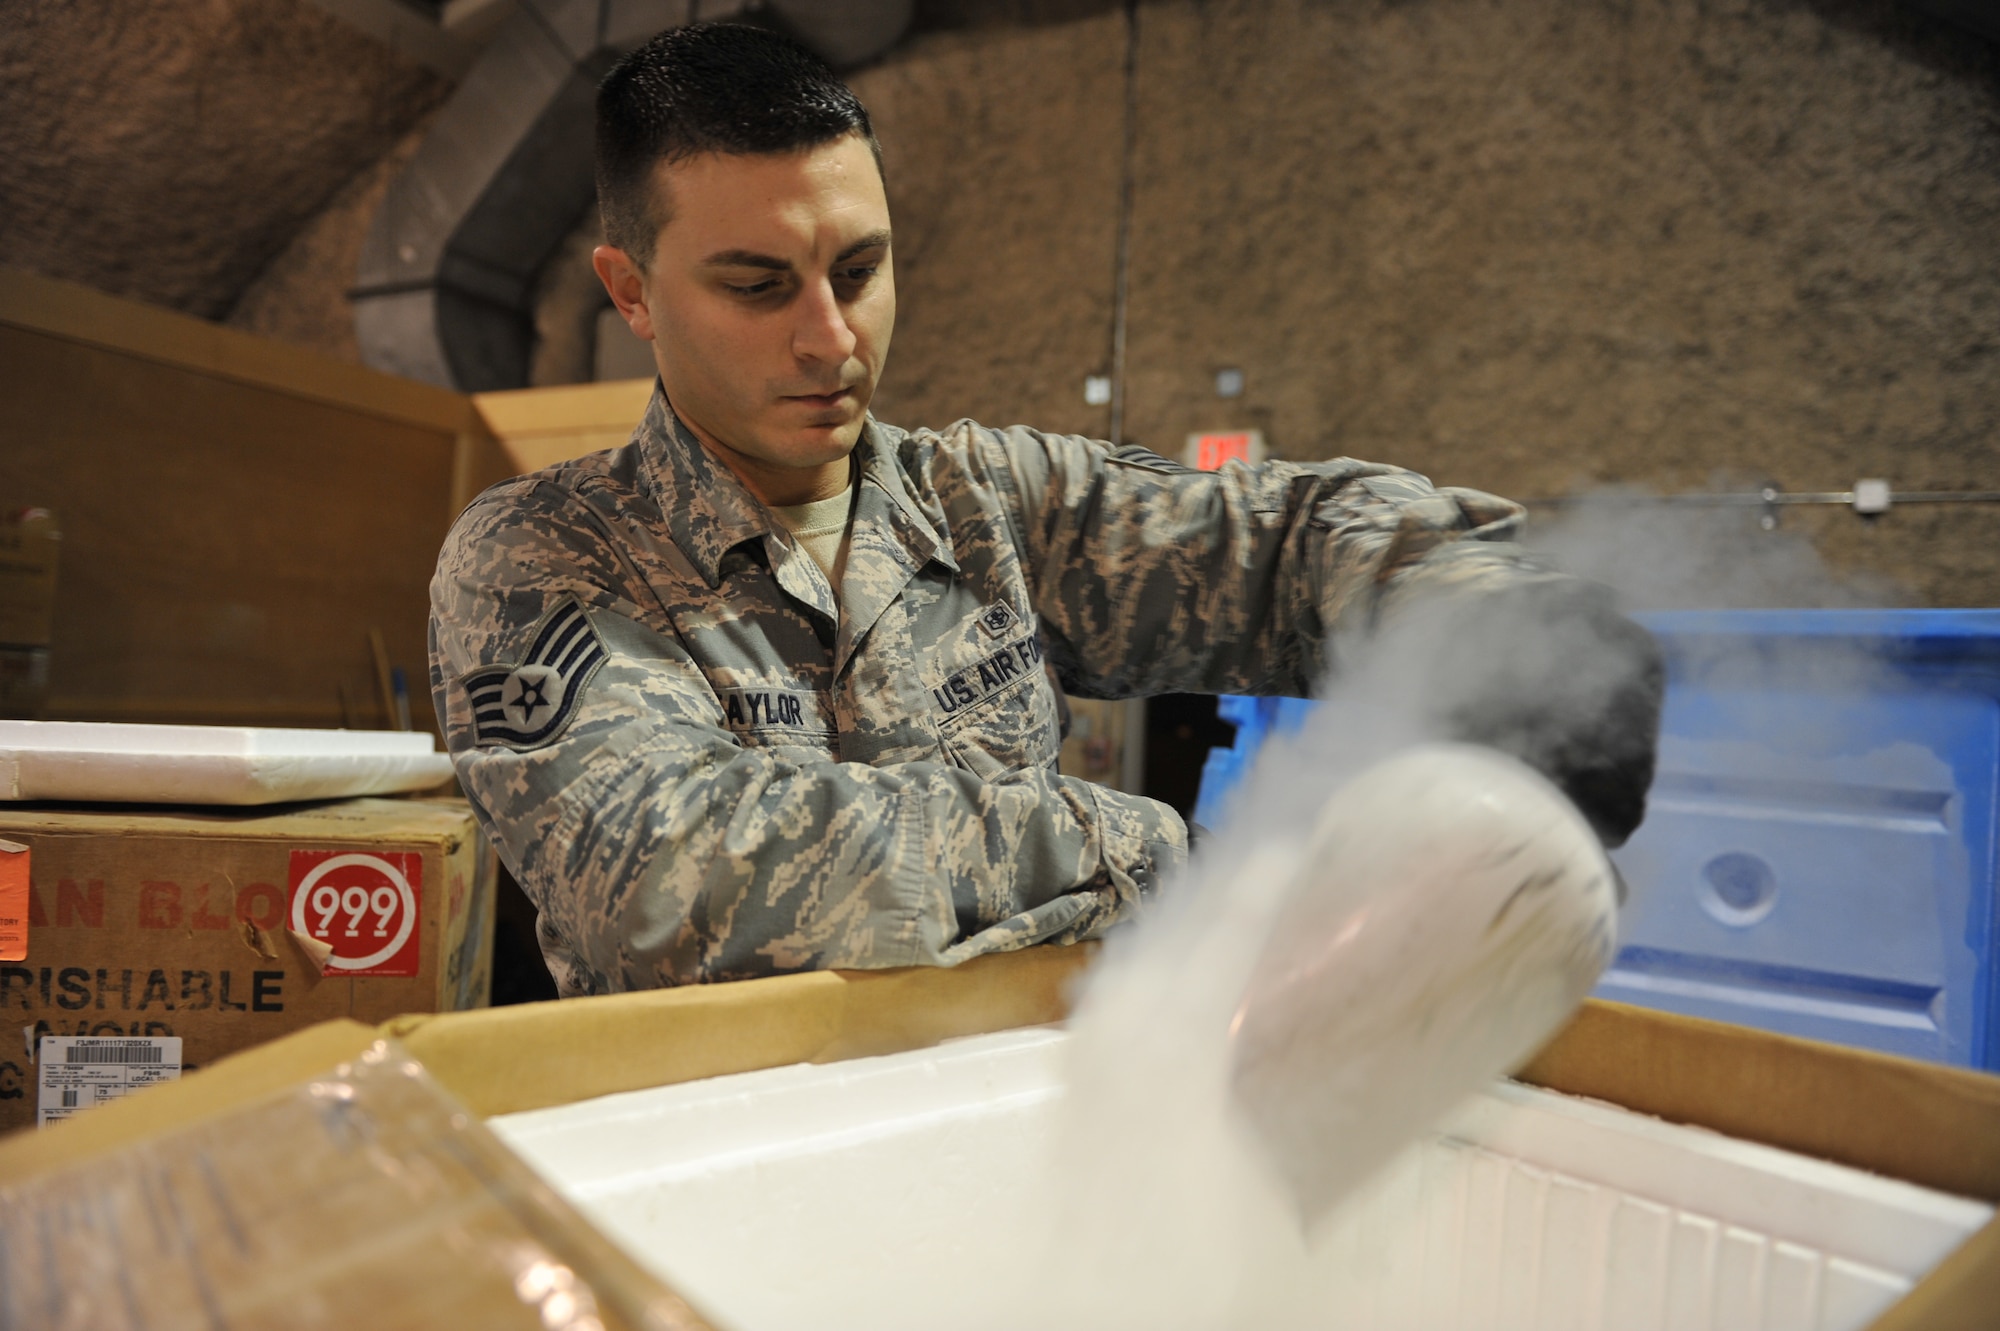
[460,598,608,750]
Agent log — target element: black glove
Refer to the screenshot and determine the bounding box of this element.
[1403,580,1664,848]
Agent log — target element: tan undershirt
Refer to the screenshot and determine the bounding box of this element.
[770,481,857,597]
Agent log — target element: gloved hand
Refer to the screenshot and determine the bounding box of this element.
[1445,580,1662,847]
[1386,579,1664,848]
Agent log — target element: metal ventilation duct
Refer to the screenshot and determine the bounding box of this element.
[353,0,911,391]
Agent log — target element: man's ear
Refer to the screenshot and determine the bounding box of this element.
[593,245,656,342]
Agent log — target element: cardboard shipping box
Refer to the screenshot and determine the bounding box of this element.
[0,949,1994,1329]
[0,796,494,1133]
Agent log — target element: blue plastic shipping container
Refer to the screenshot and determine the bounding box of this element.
[1191,610,2000,1071]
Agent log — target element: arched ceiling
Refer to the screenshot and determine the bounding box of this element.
[0,0,448,321]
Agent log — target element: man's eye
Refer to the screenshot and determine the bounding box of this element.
[727,279,781,297]
[836,265,878,285]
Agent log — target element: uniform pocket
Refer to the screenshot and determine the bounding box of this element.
[739,727,839,766]
[939,673,1061,780]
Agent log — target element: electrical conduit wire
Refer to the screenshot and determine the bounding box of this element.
[1523,487,2000,518]
[1110,0,1150,800]
[1108,0,1140,446]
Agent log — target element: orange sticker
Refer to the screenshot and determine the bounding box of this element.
[0,838,27,961]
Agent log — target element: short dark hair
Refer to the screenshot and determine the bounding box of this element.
[595,23,882,264]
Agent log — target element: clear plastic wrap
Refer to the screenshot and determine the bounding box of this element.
[0,1039,717,1330]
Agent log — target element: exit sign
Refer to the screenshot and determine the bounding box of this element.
[1184,430,1266,471]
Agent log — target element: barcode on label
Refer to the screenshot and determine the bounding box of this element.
[37,1035,183,1129]
[65,1045,164,1065]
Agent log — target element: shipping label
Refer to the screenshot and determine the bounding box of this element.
[0,839,25,962]
[288,850,422,977]
[37,1034,181,1128]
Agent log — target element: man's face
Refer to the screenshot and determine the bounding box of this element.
[594,132,894,505]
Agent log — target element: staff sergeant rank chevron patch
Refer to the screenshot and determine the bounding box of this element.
[461,598,608,750]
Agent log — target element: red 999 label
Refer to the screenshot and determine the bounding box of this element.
[288,850,422,977]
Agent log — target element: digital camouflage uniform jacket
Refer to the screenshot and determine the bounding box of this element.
[429,388,1548,996]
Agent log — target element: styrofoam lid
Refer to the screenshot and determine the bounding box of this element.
[0,721,440,757]
[0,721,455,805]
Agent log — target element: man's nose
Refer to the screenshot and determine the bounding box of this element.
[792,278,858,366]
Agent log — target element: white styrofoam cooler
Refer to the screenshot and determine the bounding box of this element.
[492,1028,1990,1331]
[0,720,455,804]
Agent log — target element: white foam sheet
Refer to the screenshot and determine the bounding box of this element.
[493,1028,1991,1331]
[0,721,455,804]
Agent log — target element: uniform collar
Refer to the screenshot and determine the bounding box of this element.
[637,387,776,590]
[636,385,958,589]
[833,421,960,676]
[851,419,958,576]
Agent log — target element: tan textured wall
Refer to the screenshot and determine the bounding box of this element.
[855,6,1129,439]
[227,117,436,360]
[1116,0,2000,606]
[0,0,446,321]
[859,0,2000,606]
[524,207,614,389]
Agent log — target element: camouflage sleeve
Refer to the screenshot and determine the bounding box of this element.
[962,426,1558,698]
[963,425,1663,848]
[429,482,1182,996]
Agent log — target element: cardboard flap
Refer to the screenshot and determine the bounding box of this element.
[1520,999,2000,1203]
[1865,1215,2000,1331]
[381,943,1093,1118]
